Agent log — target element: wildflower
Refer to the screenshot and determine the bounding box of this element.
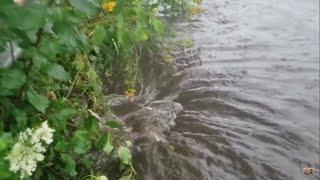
[188,6,205,16]
[102,1,116,13]
[194,0,203,5]
[164,54,174,64]
[124,88,136,98]
[183,38,193,48]
[32,121,55,144]
[5,121,54,179]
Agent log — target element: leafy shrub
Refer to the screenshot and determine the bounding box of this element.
[0,0,195,179]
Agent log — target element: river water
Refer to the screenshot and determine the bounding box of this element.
[110,0,320,179]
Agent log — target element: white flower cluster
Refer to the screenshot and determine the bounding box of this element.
[5,121,55,179]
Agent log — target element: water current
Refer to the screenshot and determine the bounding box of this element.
[110,0,320,179]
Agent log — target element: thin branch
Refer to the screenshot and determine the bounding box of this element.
[35,28,44,47]
[66,69,80,99]
[9,41,14,62]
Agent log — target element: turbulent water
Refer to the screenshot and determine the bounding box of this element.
[111,0,320,179]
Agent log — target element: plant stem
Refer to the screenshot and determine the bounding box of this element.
[66,69,80,99]
[9,41,14,62]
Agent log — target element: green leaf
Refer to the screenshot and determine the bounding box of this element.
[0,0,13,6]
[33,167,44,179]
[106,120,123,129]
[27,90,49,113]
[0,161,14,179]
[0,68,26,95]
[135,26,148,42]
[51,108,77,132]
[55,140,70,153]
[33,54,49,69]
[118,146,131,165]
[1,69,26,89]
[103,142,114,155]
[96,176,108,180]
[0,133,11,153]
[48,173,57,180]
[12,109,27,130]
[79,33,90,49]
[72,130,91,154]
[69,0,98,16]
[151,18,164,34]
[92,26,106,45]
[52,21,76,37]
[44,63,70,81]
[39,40,62,59]
[83,116,100,137]
[5,4,46,31]
[56,108,77,121]
[61,154,77,177]
[81,157,92,169]
[0,97,14,109]
[103,134,114,155]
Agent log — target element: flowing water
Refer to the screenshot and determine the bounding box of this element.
[110,0,320,179]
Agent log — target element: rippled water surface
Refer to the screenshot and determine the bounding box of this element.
[111,0,320,179]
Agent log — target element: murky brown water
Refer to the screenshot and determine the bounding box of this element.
[110,0,320,179]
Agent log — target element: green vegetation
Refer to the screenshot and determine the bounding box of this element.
[0,0,201,179]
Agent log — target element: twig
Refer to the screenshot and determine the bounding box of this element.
[129,162,137,175]
[66,70,80,99]
[35,28,44,47]
[9,41,14,62]
[48,167,64,178]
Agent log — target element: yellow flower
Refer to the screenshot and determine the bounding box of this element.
[164,54,173,64]
[188,6,205,16]
[124,88,136,98]
[102,1,116,13]
[194,0,203,5]
[183,38,193,48]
